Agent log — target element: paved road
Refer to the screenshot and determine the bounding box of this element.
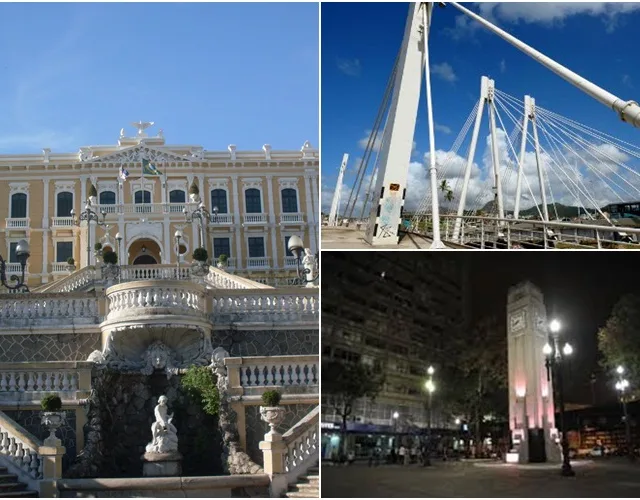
[321,227,460,249]
[321,458,640,497]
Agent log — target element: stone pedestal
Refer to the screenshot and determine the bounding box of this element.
[142,451,183,477]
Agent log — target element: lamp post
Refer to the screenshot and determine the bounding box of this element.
[287,235,319,285]
[424,366,436,466]
[70,200,107,268]
[0,239,30,292]
[115,232,123,283]
[614,366,634,462]
[184,202,210,256]
[543,319,575,477]
[174,230,183,278]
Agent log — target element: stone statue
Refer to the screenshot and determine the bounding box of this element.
[146,396,179,454]
[302,248,316,287]
[141,341,178,378]
[87,350,106,364]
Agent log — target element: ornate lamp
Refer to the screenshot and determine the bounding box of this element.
[0,239,30,291]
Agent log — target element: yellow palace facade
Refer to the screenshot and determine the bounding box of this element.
[0,123,319,288]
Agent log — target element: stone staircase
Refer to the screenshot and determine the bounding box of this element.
[285,464,319,498]
[0,466,38,497]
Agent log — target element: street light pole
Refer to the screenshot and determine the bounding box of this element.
[70,201,107,268]
[615,366,634,462]
[424,366,436,467]
[544,319,575,477]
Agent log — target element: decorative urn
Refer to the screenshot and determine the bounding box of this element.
[260,406,286,433]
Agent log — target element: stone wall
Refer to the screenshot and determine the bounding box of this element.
[67,369,223,478]
[0,333,101,362]
[244,404,316,466]
[4,409,77,471]
[213,329,318,357]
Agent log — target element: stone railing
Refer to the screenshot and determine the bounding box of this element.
[5,217,30,229]
[205,266,273,290]
[243,214,268,224]
[36,266,96,293]
[0,362,92,404]
[0,409,66,495]
[279,213,305,224]
[226,355,318,396]
[260,405,319,497]
[51,262,72,274]
[0,293,100,329]
[246,257,270,269]
[209,214,234,225]
[210,288,318,325]
[51,216,75,228]
[119,264,191,281]
[105,280,207,321]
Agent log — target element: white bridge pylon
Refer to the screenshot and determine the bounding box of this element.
[358,1,640,248]
[328,153,349,226]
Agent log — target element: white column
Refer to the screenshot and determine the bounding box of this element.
[303,174,317,254]
[41,179,50,281]
[488,96,505,221]
[310,173,320,251]
[266,175,278,268]
[531,98,549,222]
[514,95,532,220]
[365,3,427,245]
[231,175,243,269]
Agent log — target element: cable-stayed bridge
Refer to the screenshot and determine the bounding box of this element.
[324,2,640,249]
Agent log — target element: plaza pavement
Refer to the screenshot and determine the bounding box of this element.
[321,458,640,497]
[321,227,465,249]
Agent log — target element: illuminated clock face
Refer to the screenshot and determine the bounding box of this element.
[510,310,526,333]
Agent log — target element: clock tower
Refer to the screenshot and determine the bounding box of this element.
[506,281,561,464]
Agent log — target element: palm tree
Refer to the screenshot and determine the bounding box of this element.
[445,189,454,203]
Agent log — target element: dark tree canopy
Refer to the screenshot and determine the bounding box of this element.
[323,360,384,414]
[598,294,640,392]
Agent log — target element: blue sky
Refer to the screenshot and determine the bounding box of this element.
[321,2,640,214]
[0,3,318,154]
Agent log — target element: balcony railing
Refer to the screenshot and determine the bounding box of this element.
[5,218,29,229]
[51,263,71,274]
[209,214,234,225]
[226,355,319,392]
[212,257,236,269]
[51,217,74,228]
[0,294,100,329]
[119,264,190,281]
[0,361,92,402]
[243,214,268,225]
[246,257,270,269]
[280,213,305,224]
[284,256,298,268]
[95,203,201,215]
[3,263,24,275]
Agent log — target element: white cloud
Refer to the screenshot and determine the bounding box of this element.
[500,59,507,74]
[336,58,362,77]
[431,62,457,83]
[622,74,633,88]
[435,123,452,135]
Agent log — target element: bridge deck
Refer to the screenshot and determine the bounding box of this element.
[321,227,462,249]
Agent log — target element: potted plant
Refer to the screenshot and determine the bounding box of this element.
[259,390,284,433]
[41,393,66,443]
[101,250,119,282]
[94,242,103,262]
[217,253,228,270]
[191,247,209,277]
[102,249,118,265]
[66,257,76,272]
[88,184,98,206]
[189,181,200,203]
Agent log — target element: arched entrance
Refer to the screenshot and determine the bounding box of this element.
[128,238,162,265]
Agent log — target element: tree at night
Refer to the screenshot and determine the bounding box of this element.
[598,294,640,392]
[322,359,384,456]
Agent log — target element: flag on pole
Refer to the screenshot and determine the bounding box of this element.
[119,165,130,181]
[142,158,163,176]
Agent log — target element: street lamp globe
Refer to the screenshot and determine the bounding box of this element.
[562,343,573,356]
[425,379,435,393]
[549,319,561,334]
[392,411,399,419]
[427,365,435,376]
[15,239,30,261]
[455,418,461,425]
[543,343,553,356]
[287,235,305,259]
[174,230,183,240]
[617,365,625,375]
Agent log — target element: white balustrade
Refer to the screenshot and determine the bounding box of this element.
[0,370,79,394]
[38,266,96,293]
[4,263,23,274]
[5,218,29,229]
[212,257,236,269]
[246,257,270,269]
[119,265,190,281]
[284,257,298,268]
[105,280,207,320]
[280,213,305,224]
[238,357,318,388]
[205,267,272,289]
[51,217,74,228]
[0,417,43,481]
[211,289,318,323]
[97,204,118,214]
[243,214,268,224]
[209,214,234,225]
[51,262,71,273]
[0,295,99,327]
[282,406,319,479]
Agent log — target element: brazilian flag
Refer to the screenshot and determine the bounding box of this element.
[142,158,162,176]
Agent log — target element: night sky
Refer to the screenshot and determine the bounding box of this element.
[466,252,640,405]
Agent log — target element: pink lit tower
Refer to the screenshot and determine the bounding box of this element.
[506,281,561,463]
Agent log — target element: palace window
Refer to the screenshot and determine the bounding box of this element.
[9,242,18,262]
[211,189,228,214]
[213,237,231,258]
[248,237,265,258]
[281,188,298,213]
[56,192,73,217]
[99,191,116,205]
[284,236,294,257]
[10,193,27,218]
[56,242,73,263]
[245,188,262,213]
[169,190,186,204]
[134,190,152,213]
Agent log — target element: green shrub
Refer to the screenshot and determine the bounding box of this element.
[102,250,118,265]
[189,181,199,195]
[41,393,62,412]
[181,366,220,416]
[66,257,75,265]
[218,254,228,264]
[192,247,208,262]
[261,390,282,406]
[94,242,103,251]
